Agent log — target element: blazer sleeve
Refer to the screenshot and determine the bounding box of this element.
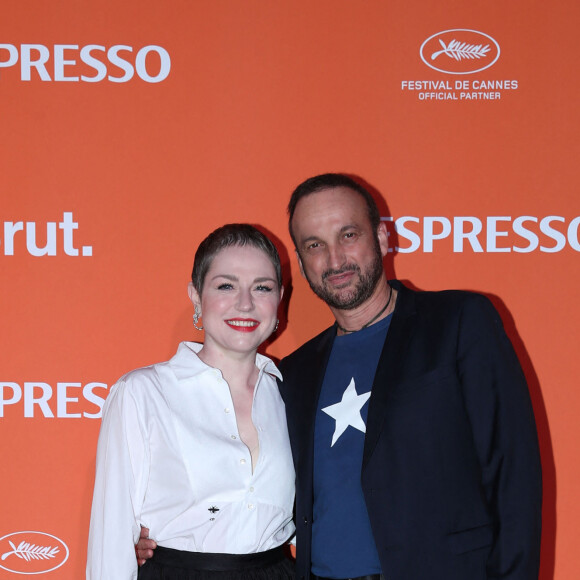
[456,294,542,579]
[86,380,149,580]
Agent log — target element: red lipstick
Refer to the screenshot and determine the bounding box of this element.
[225,318,260,332]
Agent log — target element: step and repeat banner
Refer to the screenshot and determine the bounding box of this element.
[1,1,578,578]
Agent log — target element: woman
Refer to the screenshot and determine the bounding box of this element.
[87,224,295,579]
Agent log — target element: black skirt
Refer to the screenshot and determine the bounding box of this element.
[137,545,295,580]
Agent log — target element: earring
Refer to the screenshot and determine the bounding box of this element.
[193,307,204,331]
[274,319,279,332]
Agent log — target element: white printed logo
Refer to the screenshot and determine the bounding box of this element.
[0,44,170,83]
[1,212,93,257]
[382,215,580,253]
[0,381,108,419]
[0,532,69,574]
[420,29,500,74]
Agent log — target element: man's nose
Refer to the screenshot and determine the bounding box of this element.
[327,244,346,270]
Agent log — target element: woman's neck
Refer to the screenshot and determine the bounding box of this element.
[197,344,258,393]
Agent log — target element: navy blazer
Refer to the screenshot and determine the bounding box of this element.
[279,280,541,580]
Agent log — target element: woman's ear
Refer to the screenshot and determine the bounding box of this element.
[187,281,201,311]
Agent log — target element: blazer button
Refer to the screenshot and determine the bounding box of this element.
[303,516,308,525]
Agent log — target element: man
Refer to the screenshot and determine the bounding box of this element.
[278,174,541,580]
[138,173,542,580]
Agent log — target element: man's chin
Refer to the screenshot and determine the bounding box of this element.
[318,288,362,310]
[329,280,354,291]
[307,277,365,309]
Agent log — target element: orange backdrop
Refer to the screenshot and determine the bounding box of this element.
[1,1,578,578]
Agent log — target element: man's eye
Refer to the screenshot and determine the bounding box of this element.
[306,242,321,250]
[344,232,356,239]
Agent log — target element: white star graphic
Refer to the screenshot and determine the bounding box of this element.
[321,377,371,447]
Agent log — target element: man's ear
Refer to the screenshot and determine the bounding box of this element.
[187,281,201,311]
[377,222,389,257]
[295,249,306,278]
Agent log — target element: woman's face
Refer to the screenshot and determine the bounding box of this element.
[189,244,283,359]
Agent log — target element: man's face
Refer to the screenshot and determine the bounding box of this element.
[290,186,388,310]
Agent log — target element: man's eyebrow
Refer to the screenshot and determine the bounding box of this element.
[300,235,321,244]
[300,224,359,243]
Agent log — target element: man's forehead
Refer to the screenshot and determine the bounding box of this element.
[292,189,371,240]
[294,186,365,213]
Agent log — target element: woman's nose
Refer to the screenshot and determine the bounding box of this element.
[236,288,254,311]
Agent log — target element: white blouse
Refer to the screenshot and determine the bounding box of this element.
[87,342,295,580]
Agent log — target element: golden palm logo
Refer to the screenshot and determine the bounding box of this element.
[0,532,69,574]
[431,39,491,62]
[420,30,500,74]
[2,540,60,562]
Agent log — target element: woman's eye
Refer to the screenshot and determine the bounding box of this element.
[217,283,234,290]
[255,285,273,292]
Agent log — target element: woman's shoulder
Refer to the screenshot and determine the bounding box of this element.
[117,362,162,386]
[112,343,194,392]
[107,360,171,411]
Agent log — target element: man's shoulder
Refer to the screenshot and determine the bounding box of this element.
[419,288,490,308]
[395,280,493,316]
[393,283,503,345]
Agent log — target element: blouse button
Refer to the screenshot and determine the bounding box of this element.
[248,504,254,510]
[231,435,237,440]
[240,458,246,465]
[224,408,231,413]
[249,486,254,492]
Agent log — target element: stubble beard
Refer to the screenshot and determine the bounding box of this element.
[305,244,385,311]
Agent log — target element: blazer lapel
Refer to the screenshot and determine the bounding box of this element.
[295,327,336,471]
[362,281,417,469]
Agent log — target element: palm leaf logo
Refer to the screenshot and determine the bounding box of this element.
[431,39,490,61]
[1,540,60,562]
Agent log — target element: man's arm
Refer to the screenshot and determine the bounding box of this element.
[457,294,542,579]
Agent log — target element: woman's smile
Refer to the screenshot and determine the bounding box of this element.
[225,318,260,332]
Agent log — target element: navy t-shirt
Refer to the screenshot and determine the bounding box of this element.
[311,314,392,578]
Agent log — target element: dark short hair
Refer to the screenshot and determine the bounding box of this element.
[192,224,282,292]
[287,173,381,246]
